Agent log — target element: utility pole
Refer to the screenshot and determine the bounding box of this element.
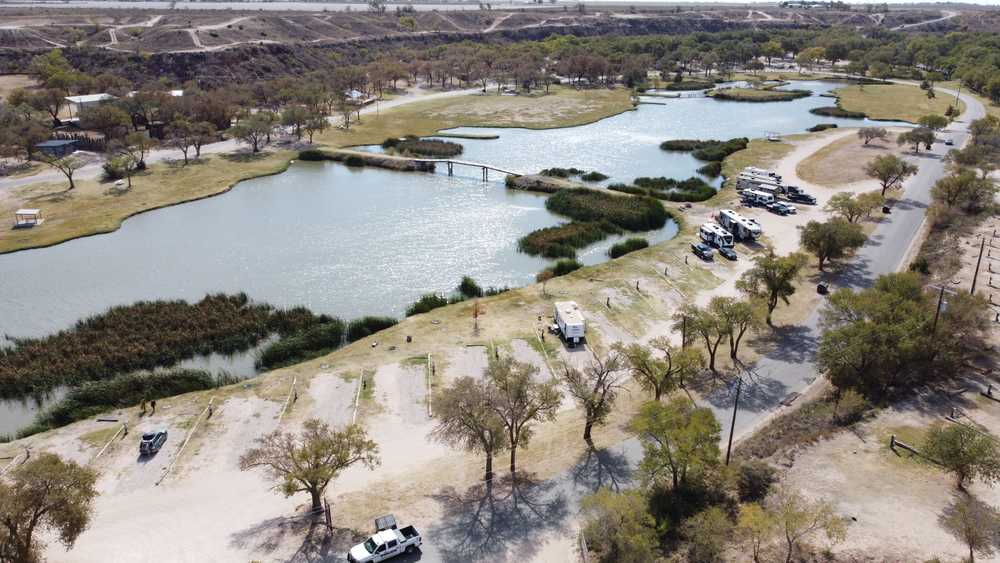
[725,375,743,466]
[972,237,986,295]
[932,284,946,334]
[680,315,687,348]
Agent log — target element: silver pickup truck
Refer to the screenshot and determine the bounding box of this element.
[347,524,421,562]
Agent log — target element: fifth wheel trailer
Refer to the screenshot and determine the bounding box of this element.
[717,209,762,241]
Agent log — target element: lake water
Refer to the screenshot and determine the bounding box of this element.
[0,80,898,434]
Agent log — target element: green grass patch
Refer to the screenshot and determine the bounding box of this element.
[382,137,463,158]
[710,88,811,102]
[662,80,714,91]
[81,425,121,448]
[546,188,670,231]
[809,106,866,119]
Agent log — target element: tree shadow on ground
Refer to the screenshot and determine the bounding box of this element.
[749,323,819,366]
[571,445,633,493]
[938,493,1000,557]
[221,151,269,163]
[428,472,568,563]
[229,512,362,562]
[700,370,788,414]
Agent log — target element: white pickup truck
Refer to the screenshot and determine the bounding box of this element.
[347,525,422,562]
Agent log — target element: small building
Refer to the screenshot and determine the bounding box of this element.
[34,139,79,158]
[65,93,117,117]
[14,209,42,228]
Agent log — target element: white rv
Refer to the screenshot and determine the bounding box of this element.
[554,301,586,347]
[737,174,783,193]
[718,209,763,241]
[742,189,776,206]
[699,222,734,248]
[743,166,781,181]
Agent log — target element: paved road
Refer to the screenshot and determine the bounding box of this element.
[400,87,986,563]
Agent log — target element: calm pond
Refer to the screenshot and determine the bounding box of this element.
[0,80,899,434]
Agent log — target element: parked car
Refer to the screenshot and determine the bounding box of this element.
[788,192,817,205]
[347,525,422,562]
[817,282,829,295]
[691,242,714,261]
[718,246,738,261]
[139,430,168,456]
[945,138,954,146]
[766,202,790,216]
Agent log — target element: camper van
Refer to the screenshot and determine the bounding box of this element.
[699,223,734,248]
[554,301,586,347]
[742,189,776,206]
[718,209,762,241]
[737,174,783,194]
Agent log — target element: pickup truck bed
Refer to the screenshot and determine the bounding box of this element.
[399,526,418,541]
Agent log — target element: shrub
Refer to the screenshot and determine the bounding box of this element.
[659,139,704,151]
[552,259,583,276]
[546,188,670,231]
[102,160,125,181]
[735,460,777,502]
[405,293,449,316]
[697,161,722,177]
[580,171,609,182]
[711,88,811,102]
[608,237,649,258]
[810,106,866,119]
[344,155,365,167]
[909,255,931,275]
[458,276,484,298]
[26,369,225,435]
[833,389,869,425]
[256,319,346,369]
[346,316,398,342]
[663,80,714,91]
[635,176,716,202]
[807,123,839,132]
[518,221,620,258]
[540,167,585,178]
[297,149,331,161]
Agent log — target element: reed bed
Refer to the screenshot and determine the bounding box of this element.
[518,221,621,259]
[545,188,670,232]
[608,237,649,258]
[0,294,321,397]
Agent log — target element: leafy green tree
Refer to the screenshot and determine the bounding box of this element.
[767,487,847,563]
[630,398,720,490]
[737,249,808,326]
[932,169,997,212]
[561,351,626,442]
[0,453,99,563]
[897,127,936,153]
[918,114,949,131]
[673,302,725,373]
[303,114,329,143]
[231,113,274,153]
[713,296,764,362]
[281,105,310,140]
[857,126,888,145]
[940,495,1000,563]
[36,153,85,190]
[736,503,776,563]
[190,121,217,158]
[856,191,887,218]
[616,337,704,400]
[239,419,379,511]
[825,192,867,223]
[864,153,918,196]
[800,218,866,271]
[431,376,508,481]
[682,506,733,563]
[485,356,561,473]
[947,144,998,179]
[80,103,130,140]
[924,424,1000,490]
[580,488,659,563]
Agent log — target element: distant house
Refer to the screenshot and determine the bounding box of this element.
[65,93,117,117]
[34,139,79,158]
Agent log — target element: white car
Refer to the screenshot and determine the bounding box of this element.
[347,525,422,562]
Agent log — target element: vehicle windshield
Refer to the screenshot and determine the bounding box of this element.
[141,433,155,441]
[363,539,377,553]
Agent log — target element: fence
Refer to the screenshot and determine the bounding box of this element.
[49,131,108,153]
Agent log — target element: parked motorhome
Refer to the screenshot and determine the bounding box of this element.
[718,209,762,241]
[742,189,776,206]
[699,222,734,248]
[554,301,586,347]
[737,174,783,193]
[744,166,781,180]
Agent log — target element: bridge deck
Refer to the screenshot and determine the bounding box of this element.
[412,158,522,177]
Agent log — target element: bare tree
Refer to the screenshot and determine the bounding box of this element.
[239,419,379,511]
[431,376,508,482]
[617,337,704,400]
[486,356,561,474]
[561,351,626,443]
